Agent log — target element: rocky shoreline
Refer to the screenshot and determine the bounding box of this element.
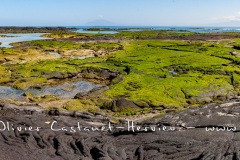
[1,28,240,159]
[0,99,239,159]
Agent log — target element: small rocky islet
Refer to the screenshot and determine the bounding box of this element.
[1,27,240,159]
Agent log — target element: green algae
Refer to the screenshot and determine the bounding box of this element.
[24,40,123,52]
[2,30,240,115]
[63,99,99,113]
[97,39,240,110]
[0,65,10,83]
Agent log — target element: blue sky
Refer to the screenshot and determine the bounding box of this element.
[1,0,240,26]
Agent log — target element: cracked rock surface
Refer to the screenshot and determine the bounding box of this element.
[1,100,240,159]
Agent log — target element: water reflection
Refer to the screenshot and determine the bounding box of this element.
[0,33,50,48]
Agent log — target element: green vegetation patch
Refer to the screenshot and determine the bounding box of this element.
[24,40,123,52]
[0,65,11,83]
[98,39,240,110]
[2,30,240,115]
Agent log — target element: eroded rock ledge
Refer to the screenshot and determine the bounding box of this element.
[41,67,120,85]
[0,100,240,159]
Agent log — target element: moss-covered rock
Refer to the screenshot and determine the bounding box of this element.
[2,30,240,115]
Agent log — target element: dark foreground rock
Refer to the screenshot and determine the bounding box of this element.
[1,100,240,159]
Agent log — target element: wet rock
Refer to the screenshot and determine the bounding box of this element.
[111,75,124,85]
[133,100,149,108]
[61,84,76,92]
[81,68,119,81]
[42,71,64,79]
[111,98,140,112]
[189,87,235,104]
[74,92,89,99]
[194,96,213,104]
[74,86,109,99]
[40,68,120,88]
[99,70,115,79]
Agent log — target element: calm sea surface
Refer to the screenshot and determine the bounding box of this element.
[71,26,240,33]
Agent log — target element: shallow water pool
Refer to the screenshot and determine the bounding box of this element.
[0,33,50,48]
[0,81,102,101]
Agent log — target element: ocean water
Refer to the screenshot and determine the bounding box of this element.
[0,33,50,48]
[70,26,240,33]
[152,27,240,33]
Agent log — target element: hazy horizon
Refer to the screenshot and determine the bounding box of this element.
[1,0,240,27]
[1,25,240,27]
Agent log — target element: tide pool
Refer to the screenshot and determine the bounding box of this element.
[0,81,102,101]
[0,33,50,48]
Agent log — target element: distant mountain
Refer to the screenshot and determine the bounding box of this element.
[84,19,118,26]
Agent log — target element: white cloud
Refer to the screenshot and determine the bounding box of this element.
[222,12,240,21]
